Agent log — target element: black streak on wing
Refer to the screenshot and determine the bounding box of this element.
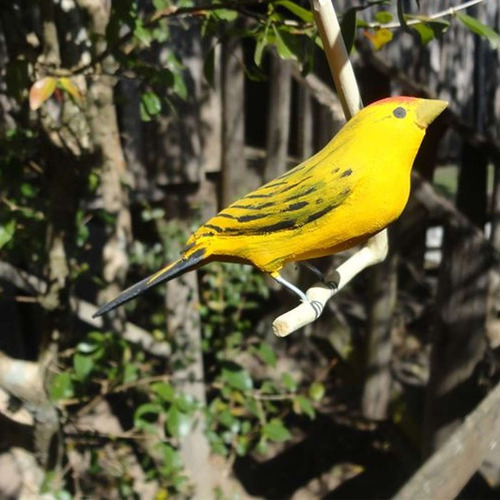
[263,180,288,189]
[277,175,312,195]
[306,203,340,224]
[285,201,308,211]
[244,192,274,199]
[238,213,269,222]
[340,168,353,178]
[204,224,223,232]
[259,219,297,233]
[231,201,275,210]
[284,186,316,202]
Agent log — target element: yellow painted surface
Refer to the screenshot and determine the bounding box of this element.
[177,97,447,274]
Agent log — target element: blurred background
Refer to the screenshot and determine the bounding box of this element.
[0,0,499,497]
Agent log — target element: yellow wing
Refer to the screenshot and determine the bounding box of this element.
[186,149,354,244]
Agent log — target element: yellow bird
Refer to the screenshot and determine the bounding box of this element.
[94,97,447,317]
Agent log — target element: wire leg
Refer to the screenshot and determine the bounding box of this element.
[271,272,310,303]
[300,262,326,282]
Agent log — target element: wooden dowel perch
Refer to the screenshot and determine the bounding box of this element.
[272,0,388,336]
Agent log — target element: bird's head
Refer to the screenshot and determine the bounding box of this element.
[361,96,448,130]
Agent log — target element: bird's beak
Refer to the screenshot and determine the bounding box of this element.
[416,99,448,128]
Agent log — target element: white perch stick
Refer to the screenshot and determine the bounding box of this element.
[311,0,362,119]
[272,0,389,336]
[273,230,388,337]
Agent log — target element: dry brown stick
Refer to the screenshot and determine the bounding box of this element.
[395,380,500,499]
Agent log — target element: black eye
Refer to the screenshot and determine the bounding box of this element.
[393,107,407,118]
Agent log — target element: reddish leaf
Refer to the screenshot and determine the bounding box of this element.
[29,77,57,110]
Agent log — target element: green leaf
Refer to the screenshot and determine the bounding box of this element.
[134,19,153,46]
[340,8,357,54]
[173,72,188,100]
[262,418,292,442]
[308,381,325,402]
[375,10,393,24]
[76,341,99,354]
[293,395,315,419]
[73,353,94,381]
[281,372,297,392]
[213,9,238,22]
[221,364,253,391]
[272,25,295,60]
[29,77,57,110]
[408,16,450,44]
[152,381,175,402]
[174,393,196,413]
[457,13,500,49]
[166,406,191,438]
[256,343,277,367]
[140,91,162,121]
[134,402,162,427]
[50,373,74,401]
[254,26,269,67]
[203,46,216,88]
[123,363,138,384]
[276,1,313,23]
[0,220,16,249]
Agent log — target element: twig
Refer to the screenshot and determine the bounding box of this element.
[366,0,485,29]
[272,0,389,337]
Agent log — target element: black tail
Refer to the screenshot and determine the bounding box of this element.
[93,248,206,317]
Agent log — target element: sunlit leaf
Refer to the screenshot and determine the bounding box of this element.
[73,353,94,381]
[293,395,315,419]
[0,220,16,249]
[308,381,325,402]
[152,381,175,402]
[262,418,292,442]
[50,373,75,401]
[276,1,314,23]
[29,77,57,110]
[254,27,269,67]
[363,28,393,50]
[166,406,191,438]
[457,13,500,49]
[272,25,296,60]
[221,364,253,391]
[409,16,450,44]
[58,77,82,101]
[281,372,297,392]
[375,10,393,24]
[213,8,238,22]
[256,343,277,367]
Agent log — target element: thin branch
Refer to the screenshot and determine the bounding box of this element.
[366,0,485,29]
